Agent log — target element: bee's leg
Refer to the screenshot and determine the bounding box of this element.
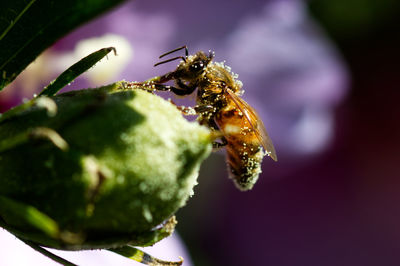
[167,102,214,116]
[212,136,228,150]
[174,79,197,95]
[172,102,197,116]
[204,119,227,150]
[154,84,179,93]
[126,75,197,96]
[147,83,195,96]
[125,81,195,97]
[146,72,176,84]
[194,105,214,113]
[141,79,196,95]
[124,71,176,92]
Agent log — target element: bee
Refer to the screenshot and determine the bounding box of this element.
[131,46,277,190]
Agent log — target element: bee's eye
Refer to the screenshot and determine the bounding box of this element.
[190,61,205,72]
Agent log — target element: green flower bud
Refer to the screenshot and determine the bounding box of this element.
[0,82,212,250]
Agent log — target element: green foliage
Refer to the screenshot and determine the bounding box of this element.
[0,0,126,90]
[39,47,117,97]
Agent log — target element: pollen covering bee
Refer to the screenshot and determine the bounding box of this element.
[131,46,277,190]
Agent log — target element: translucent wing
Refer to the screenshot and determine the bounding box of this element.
[225,89,277,161]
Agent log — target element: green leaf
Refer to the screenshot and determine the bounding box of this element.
[0,0,127,90]
[39,47,117,97]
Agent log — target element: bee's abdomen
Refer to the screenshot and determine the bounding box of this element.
[225,138,263,191]
[215,109,264,190]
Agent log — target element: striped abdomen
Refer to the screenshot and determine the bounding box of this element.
[215,107,265,191]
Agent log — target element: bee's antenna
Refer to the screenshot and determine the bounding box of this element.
[154,56,186,67]
[159,45,188,59]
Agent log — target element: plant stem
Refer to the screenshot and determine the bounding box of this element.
[21,239,77,266]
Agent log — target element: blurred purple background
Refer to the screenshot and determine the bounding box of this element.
[1,0,400,265]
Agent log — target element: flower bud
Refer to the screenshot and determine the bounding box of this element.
[0,82,212,249]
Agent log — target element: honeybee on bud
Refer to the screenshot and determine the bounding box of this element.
[131,46,277,190]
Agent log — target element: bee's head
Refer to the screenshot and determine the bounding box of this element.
[175,50,214,80]
[154,46,214,82]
